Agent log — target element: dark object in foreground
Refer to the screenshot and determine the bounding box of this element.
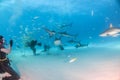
[25,40,42,55]
[9,40,13,47]
[58,45,64,50]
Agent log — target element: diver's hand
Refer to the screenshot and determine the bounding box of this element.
[9,40,13,47]
[2,72,11,78]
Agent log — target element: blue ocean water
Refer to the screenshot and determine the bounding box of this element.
[0,0,120,46]
[0,1,120,80]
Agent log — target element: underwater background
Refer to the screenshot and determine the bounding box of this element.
[0,0,120,80]
[0,0,120,45]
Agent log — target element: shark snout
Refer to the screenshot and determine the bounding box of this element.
[99,33,107,37]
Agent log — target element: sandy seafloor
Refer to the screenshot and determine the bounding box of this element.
[8,46,120,80]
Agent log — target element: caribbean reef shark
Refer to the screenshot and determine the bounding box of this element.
[100,24,120,37]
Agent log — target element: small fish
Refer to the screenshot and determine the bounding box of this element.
[69,58,77,63]
[33,16,39,19]
[91,10,94,16]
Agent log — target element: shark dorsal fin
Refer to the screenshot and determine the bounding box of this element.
[109,23,113,28]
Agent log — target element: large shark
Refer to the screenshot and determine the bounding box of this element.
[99,24,120,37]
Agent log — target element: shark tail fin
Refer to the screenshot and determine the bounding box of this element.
[110,23,113,28]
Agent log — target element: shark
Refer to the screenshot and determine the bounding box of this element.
[42,27,56,37]
[58,32,78,38]
[75,42,88,48]
[99,24,120,37]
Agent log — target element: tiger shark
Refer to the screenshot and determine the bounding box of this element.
[99,24,120,37]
